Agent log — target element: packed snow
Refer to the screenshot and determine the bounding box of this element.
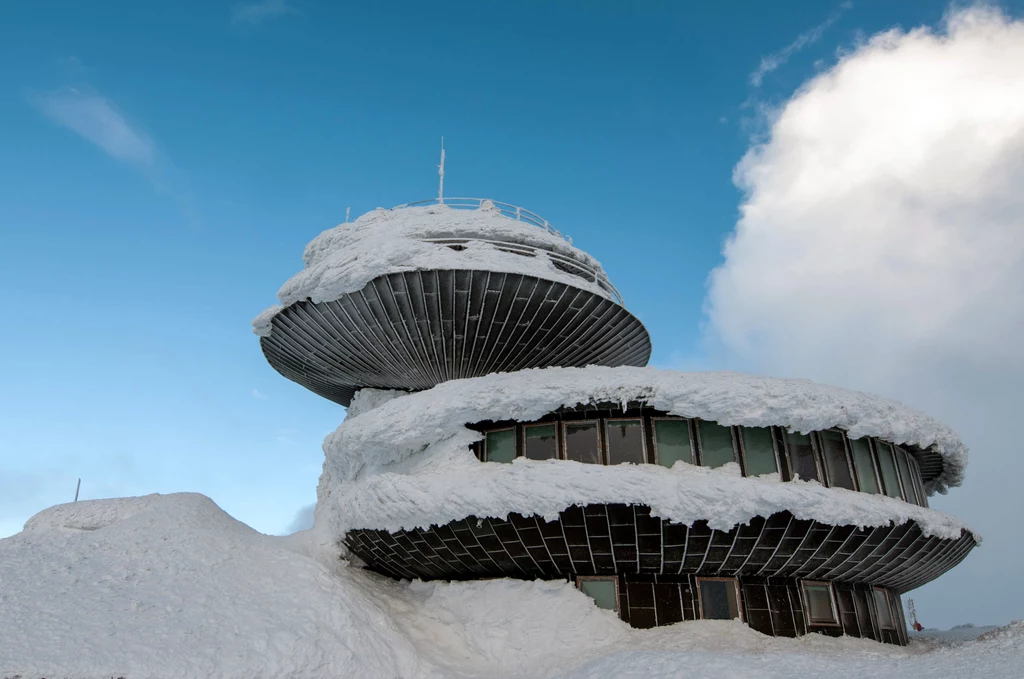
[1,493,1017,679]
[253,203,618,337]
[315,365,969,543]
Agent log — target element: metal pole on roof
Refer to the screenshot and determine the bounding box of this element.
[73,478,81,502]
[438,137,445,204]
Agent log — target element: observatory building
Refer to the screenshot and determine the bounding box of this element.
[256,196,976,646]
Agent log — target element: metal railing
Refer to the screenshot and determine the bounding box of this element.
[422,237,623,305]
[393,198,569,242]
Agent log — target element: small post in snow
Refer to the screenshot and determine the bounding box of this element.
[73,478,81,502]
[438,137,445,204]
[345,206,351,223]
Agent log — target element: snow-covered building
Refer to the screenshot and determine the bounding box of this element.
[256,198,977,646]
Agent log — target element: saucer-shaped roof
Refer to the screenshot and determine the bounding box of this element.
[255,201,652,405]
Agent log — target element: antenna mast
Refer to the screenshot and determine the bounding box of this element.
[438,137,445,204]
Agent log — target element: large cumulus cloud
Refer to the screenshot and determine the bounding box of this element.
[706,6,1024,628]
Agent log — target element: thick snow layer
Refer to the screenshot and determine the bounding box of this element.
[316,366,969,542]
[253,203,617,337]
[0,494,1017,679]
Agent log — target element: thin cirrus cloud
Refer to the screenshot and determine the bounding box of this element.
[231,0,299,27]
[32,88,156,166]
[705,4,1024,628]
[749,1,852,87]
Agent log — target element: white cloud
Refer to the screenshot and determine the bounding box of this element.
[706,5,1024,628]
[750,2,852,87]
[252,388,269,400]
[33,88,155,166]
[231,0,298,27]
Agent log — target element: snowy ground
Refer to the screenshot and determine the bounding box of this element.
[2,493,1019,679]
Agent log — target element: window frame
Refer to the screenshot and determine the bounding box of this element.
[604,416,648,465]
[694,419,739,469]
[873,587,896,630]
[695,576,744,622]
[651,416,695,468]
[872,439,904,500]
[800,580,841,627]
[576,575,620,613]
[849,435,883,495]
[523,422,559,461]
[781,429,824,482]
[906,453,929,507]
[737,425,781,478]
[483,426,517,463]
[561,419,602,464]
[894,446,920,506]
[817,429,858,491]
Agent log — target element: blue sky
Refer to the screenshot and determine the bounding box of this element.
[2,0,1023,628]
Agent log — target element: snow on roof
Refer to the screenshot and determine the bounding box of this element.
[315,366,971,541]
[253,203,617,337]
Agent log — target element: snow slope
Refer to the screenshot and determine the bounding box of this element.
[0,494,1017,679]
[253,203,617,337]
[315,366,970,544]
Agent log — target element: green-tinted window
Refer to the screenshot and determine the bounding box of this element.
[894,448,919,505]
[849,437,879,494]
[697,421,735,469]
[485,429,516,463]
[875,441,903,499]
[803,583,838,625]
[606,419,646,465]
[819,431,855,490]
[741,426,778,476]
[525,424,557,460]
[579,578,618,611]
[564,421,601,464]
[786,431,819,482]
[698,579,740,620]
[874,589,894,629]
[654,419,693,468]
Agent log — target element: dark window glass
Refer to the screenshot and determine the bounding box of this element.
[564,421,601,464]
[654,419,693,467]
[524,424,557,460]
[697,421,735,469]
[786,431,819,481]
[875,441,903,499]
[874,589,894,629]
[908,456,929,507]
[819,431,855,490]
[894,448,918,505]
[850,437,879,494]
[803,582,838,624]
[579,578,618,611]
[485,429,516,463]
[741,426,778,476]
[606,419,645,465]
[698,579,739,620]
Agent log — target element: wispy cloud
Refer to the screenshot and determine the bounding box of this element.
[749,2,852,87]
[32,88,155,166]
[231,0,299,27]
[252,388,269,400]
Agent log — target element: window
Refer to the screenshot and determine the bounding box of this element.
[524,424,557,460]
[785,431,820,482]
[653,418,693,468]
[697,421,736,469]
[801,581,839,626]
[819,430,855,490]
[484,428,516,463]
[577,576,619,612]
[697,578,742,620]
[894,448,919,506]
[605,419,646,465]
[740,426,778,477]
[849,437,880,494]
[907,455,929,507]
[874,588,895,629]
[563,421,601,464]
[874,441,904,500]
